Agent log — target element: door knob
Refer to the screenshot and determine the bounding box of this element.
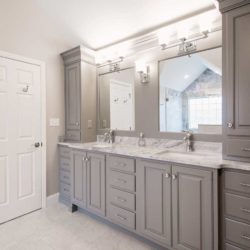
[34,142,40,148]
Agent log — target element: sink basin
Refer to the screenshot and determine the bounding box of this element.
[155,150,207,157]
[92,144,113,149]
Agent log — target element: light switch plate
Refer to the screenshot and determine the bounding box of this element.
[49,118,60,127]
[87,120,92,129]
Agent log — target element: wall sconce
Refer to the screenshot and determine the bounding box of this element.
[136,61,150,84]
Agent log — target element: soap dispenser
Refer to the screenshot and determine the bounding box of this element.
[138,132,146,147]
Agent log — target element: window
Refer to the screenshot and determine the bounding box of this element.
[188,96,222,130]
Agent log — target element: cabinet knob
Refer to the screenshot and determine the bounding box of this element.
[227,122,233,128]
[165,173,170,178]
[172,174,177,180]
[76,122,79,126]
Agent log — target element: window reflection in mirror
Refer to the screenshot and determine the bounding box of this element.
[159,47,222,134]
[98,68,135,131]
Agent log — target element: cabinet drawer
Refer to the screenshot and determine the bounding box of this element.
[226,139,250,158]
[60,182,71,198]
[109,171,135,192]
[60,157,71,172]
[108,156,135,173]
[59,146,70,158]
[225,171,250,195]
[66,130,80,141]
[107,204,135,230]
[60,170,71,185]
[226,219,250,249]
[225,193,250,222]
[225,243,243,250]
[109,188,135,211]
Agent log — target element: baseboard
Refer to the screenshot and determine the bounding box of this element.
[46,192,59,207]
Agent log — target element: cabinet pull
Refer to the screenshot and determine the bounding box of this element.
[116,196,126,203]
[115,178,127,184]
[165,173,170,178]
[241,235,250,241]
[242,148,250,152]
[116,214,127,221]
[172,174,177,180]
[241,208,250,214]
[240,183,250,188]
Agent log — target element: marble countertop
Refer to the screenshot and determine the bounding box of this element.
[58,141,250,171]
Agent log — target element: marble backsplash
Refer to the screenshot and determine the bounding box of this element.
[97,135,222,155]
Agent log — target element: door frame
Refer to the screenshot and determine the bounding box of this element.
[0,50,47,208]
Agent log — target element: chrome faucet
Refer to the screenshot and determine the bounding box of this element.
[103,129,114,144]
[183,130,193,152]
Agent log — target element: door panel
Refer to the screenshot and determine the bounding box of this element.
[172,166,213,250]
[0,56,42,224]
[137,160,172,248]
[65,63,81,132]
[87,153,105,216]
[225,5,250,135]
[72,151,87,208]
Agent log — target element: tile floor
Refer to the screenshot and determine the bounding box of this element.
[0,202,156,250]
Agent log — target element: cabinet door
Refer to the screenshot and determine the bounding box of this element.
[87,153,106,216]
[224,5,250,136]
[137,160,172,248]
[65,63,81,132]
[172,166,213,250]
[71,151,87,208]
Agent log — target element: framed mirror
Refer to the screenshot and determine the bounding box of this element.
[98,68,135,131]
[159,47,222,134]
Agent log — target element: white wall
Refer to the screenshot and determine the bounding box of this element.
[0,0,80,196]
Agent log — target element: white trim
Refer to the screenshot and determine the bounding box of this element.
[0,50,47,209]
[46,193,59,207]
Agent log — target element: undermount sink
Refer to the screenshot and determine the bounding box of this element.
[92,144,113,149]
[155,150,207,157]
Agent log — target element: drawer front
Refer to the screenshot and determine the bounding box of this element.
[225,243,243,250]
[225,219,250,249]
[226,139,250,158]
[60,182,71,198]
[60,157,71,172]
[59,146,70,158]
[225,171,250,195]
[60,170,71,185]
[225,193,250,222]
[66,130,81,141]
[109,187,135,211]
[107,204,135,230]
[108,155,135,173]
[109,171,135,192]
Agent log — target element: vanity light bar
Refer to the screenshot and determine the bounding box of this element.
[97,56,124,69]
[160,30,209,51]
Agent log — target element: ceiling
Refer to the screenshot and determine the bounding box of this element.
[35,0,216,50]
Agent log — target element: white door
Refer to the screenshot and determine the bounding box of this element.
[0,56,42,224]
[110,80,134,130]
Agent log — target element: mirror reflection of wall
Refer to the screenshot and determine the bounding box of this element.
[98,68,135,131]
[159,47,222,134]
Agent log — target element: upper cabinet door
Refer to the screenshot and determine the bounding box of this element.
[172,166,213,250]
[65,63,81,131]
[136,160,172,248]
[86,153,106,216]
[224,5,250,136]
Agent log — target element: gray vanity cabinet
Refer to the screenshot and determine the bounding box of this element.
[71,150,87,208]
[65,63,81,132]
[136,160,172,248]
[61,46,97,143]
[172,166,213,250]
[220,3,250,161]
[86,153,106,216]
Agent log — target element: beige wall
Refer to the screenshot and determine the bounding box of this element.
[0,0,80,196]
